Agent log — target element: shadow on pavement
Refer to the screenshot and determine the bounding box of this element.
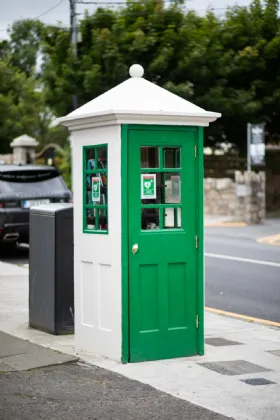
[0,243,29,266]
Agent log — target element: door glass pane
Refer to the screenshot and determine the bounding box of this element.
[141,208,160,230]
[164,208,182,228]
[164,173,181,204]
[141,173,160,205]
[141,172,181,205]
[141,147,159,168]
[163,147,181,168]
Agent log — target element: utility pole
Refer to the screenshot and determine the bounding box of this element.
[69,0,78,110]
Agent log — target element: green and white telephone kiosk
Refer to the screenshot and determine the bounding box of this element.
[59,64,221,363]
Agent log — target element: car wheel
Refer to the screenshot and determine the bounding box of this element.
[2,241,18,254]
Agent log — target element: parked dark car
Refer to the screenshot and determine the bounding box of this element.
[0,165,71,246]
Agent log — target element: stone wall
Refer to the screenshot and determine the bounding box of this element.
[266,173,280,213]
[0,154,13,164]
[265,151,280,214]
[204,171,266,224]
[204,178,236,216]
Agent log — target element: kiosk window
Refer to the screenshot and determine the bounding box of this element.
[83,145,108,233]
[140,146,182,231]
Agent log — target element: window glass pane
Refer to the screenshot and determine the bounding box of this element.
[164,173,181,204]
[98,208,108,231]
[164,208,181,229]
[85,208,108,231]
[83,145,108,234]
[97,147,107,169]
[86,208,96,230]
[141,147,159,168]
[85,148,96,170]
[141,208,160,230]
[85,173,107,205]
[163,147,181,168]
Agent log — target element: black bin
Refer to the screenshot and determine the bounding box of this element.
[29,203,74,334]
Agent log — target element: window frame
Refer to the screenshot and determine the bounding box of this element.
[83,144,108,234]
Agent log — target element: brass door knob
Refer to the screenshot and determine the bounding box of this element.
[132,244,139,254]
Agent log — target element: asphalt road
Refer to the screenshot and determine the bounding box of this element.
[1,220,279,324]
[0,362,231,420]
[205,221,280,323]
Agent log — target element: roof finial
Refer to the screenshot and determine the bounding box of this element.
[129,64,144,78]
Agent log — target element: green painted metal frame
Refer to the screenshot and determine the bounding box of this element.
[196,127,204,355]
[82,144,108,234]
[121,125,129,363]
[121,124,205,363]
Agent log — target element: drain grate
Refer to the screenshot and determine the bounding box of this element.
[268,350,280,358]
[241,378,276,386]
[199,360,270,376]
[205,337,242,347]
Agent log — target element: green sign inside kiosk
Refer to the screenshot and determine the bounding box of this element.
[92,177,101,201]
[141,174,156,199]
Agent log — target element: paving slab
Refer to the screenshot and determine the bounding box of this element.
[0,331,77,371]
[0,331,34,357]
[0,361,16,372]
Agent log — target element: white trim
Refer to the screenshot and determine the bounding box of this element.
[58,110,221,131]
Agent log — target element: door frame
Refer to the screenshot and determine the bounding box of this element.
[121,124,204,363]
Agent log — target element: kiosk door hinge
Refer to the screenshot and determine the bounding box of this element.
[196,315,199,329]
[194,145,197,158]
[195,235,198,249]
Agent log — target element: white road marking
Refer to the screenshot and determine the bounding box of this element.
[205,253,280,268]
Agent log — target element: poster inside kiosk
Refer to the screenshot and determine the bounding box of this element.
[141,174,156,199]
[92,176,101,202]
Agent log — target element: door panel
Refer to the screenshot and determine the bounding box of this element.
[128,128,197,362]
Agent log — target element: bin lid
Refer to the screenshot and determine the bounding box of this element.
[30,203,73,215]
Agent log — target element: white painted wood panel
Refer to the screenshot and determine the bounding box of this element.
[72,124,122,361]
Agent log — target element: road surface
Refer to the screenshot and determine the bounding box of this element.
[1,221,279,324]
[205,221,280,323]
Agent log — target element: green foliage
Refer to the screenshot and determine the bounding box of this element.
[0,59,43,153]
[59,145,72,190]
[1,1,280,157]
[8,19,44,77]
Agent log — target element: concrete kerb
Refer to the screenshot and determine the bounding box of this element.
[257,233,280,246]
[204,215,247,228]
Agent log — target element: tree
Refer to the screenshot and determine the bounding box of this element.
[8,19,44,77]
[0,59,42,152]
[0,58,69,153]
[5,0,280,154]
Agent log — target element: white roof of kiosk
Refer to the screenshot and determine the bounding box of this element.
[58,64,221,129]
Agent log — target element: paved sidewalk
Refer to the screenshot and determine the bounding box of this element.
[0,331,77,372]
[1,260,280,420]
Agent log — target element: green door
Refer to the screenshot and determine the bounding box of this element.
[127,127,198,362]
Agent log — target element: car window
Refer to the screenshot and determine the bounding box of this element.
[0,169,67,194]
